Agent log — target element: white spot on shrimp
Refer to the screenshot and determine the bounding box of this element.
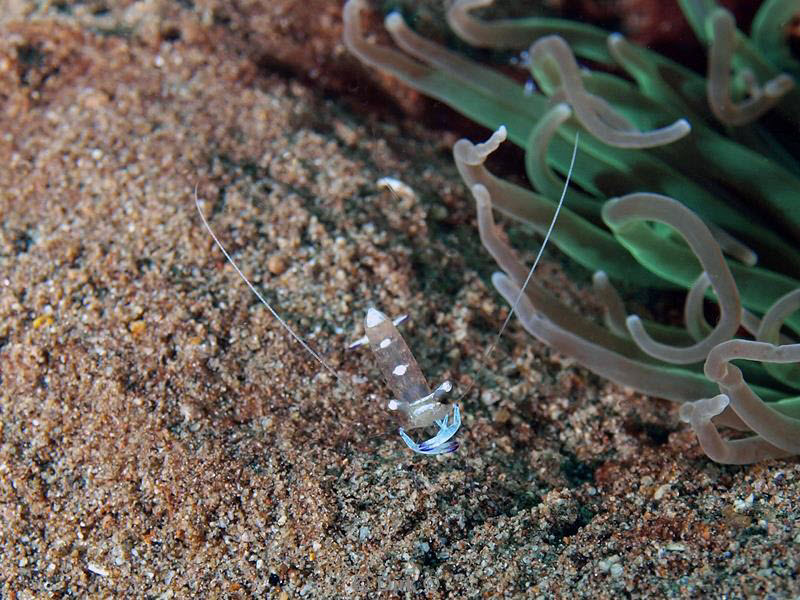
[388,400,399,410]
[392,364,408,376]
[379,337,392,349]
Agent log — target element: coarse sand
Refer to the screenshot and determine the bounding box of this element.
[0,2,798,598]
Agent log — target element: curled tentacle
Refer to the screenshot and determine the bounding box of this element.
[679,395,793,464]
[603,193,741,364]
[705,340,800,453]
[529,35,690,148]
[706,7,795,126]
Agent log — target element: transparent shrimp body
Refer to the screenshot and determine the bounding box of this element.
[360,308,460,455]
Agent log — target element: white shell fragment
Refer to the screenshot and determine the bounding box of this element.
[377,176,416,203]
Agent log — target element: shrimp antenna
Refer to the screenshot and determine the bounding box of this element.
[459,132,579,401]
[194,187,342,382]
[496,132,579,344]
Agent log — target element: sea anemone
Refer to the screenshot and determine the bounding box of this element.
[343,0,800,463]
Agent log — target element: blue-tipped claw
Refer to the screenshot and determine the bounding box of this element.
[398,405,461,455]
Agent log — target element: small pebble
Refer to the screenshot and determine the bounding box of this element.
[268,254,288,275]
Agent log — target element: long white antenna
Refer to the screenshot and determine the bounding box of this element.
[194,187,342,382]
[495,132,579,345]
[459,132,579,401]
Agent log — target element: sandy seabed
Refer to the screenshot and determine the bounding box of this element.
[0,2,797,598]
